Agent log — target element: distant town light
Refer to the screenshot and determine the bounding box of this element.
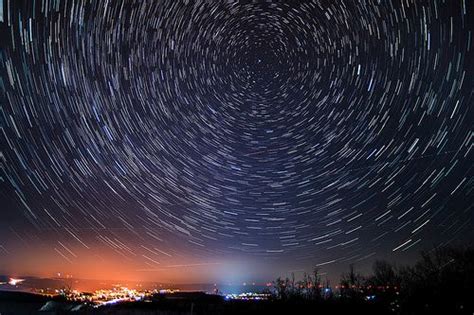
[8,278,25,286]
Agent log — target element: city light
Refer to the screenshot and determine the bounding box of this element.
[8,278,25,286]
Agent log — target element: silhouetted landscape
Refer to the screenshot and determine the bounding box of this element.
[1,246,473,314]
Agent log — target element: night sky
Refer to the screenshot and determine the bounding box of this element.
[0,0,473,285]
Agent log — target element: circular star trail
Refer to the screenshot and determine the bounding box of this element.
[0,0,473,272]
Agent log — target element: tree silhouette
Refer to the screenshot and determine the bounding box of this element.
[270,246,474,314]
[339,264,365,300]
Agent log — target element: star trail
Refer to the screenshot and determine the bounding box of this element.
[0,0,473,283]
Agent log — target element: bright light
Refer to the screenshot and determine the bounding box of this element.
[8,278,25,286]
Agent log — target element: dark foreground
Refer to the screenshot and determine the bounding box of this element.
[0,291,385,315]
[0,290,472,315]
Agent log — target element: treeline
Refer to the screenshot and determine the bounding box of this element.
[270,246,474,314]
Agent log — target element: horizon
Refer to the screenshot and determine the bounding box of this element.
[0,242,469,289]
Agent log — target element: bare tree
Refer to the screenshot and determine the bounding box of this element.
[273,277,290,300]
[340,264,364,300]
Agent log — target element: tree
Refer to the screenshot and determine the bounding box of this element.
[367,261,401,312]
[371,260,398,287]
[311,267,322,300]
[339,264,365,300]
[398,246,474,314]
[273,277,290,300]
